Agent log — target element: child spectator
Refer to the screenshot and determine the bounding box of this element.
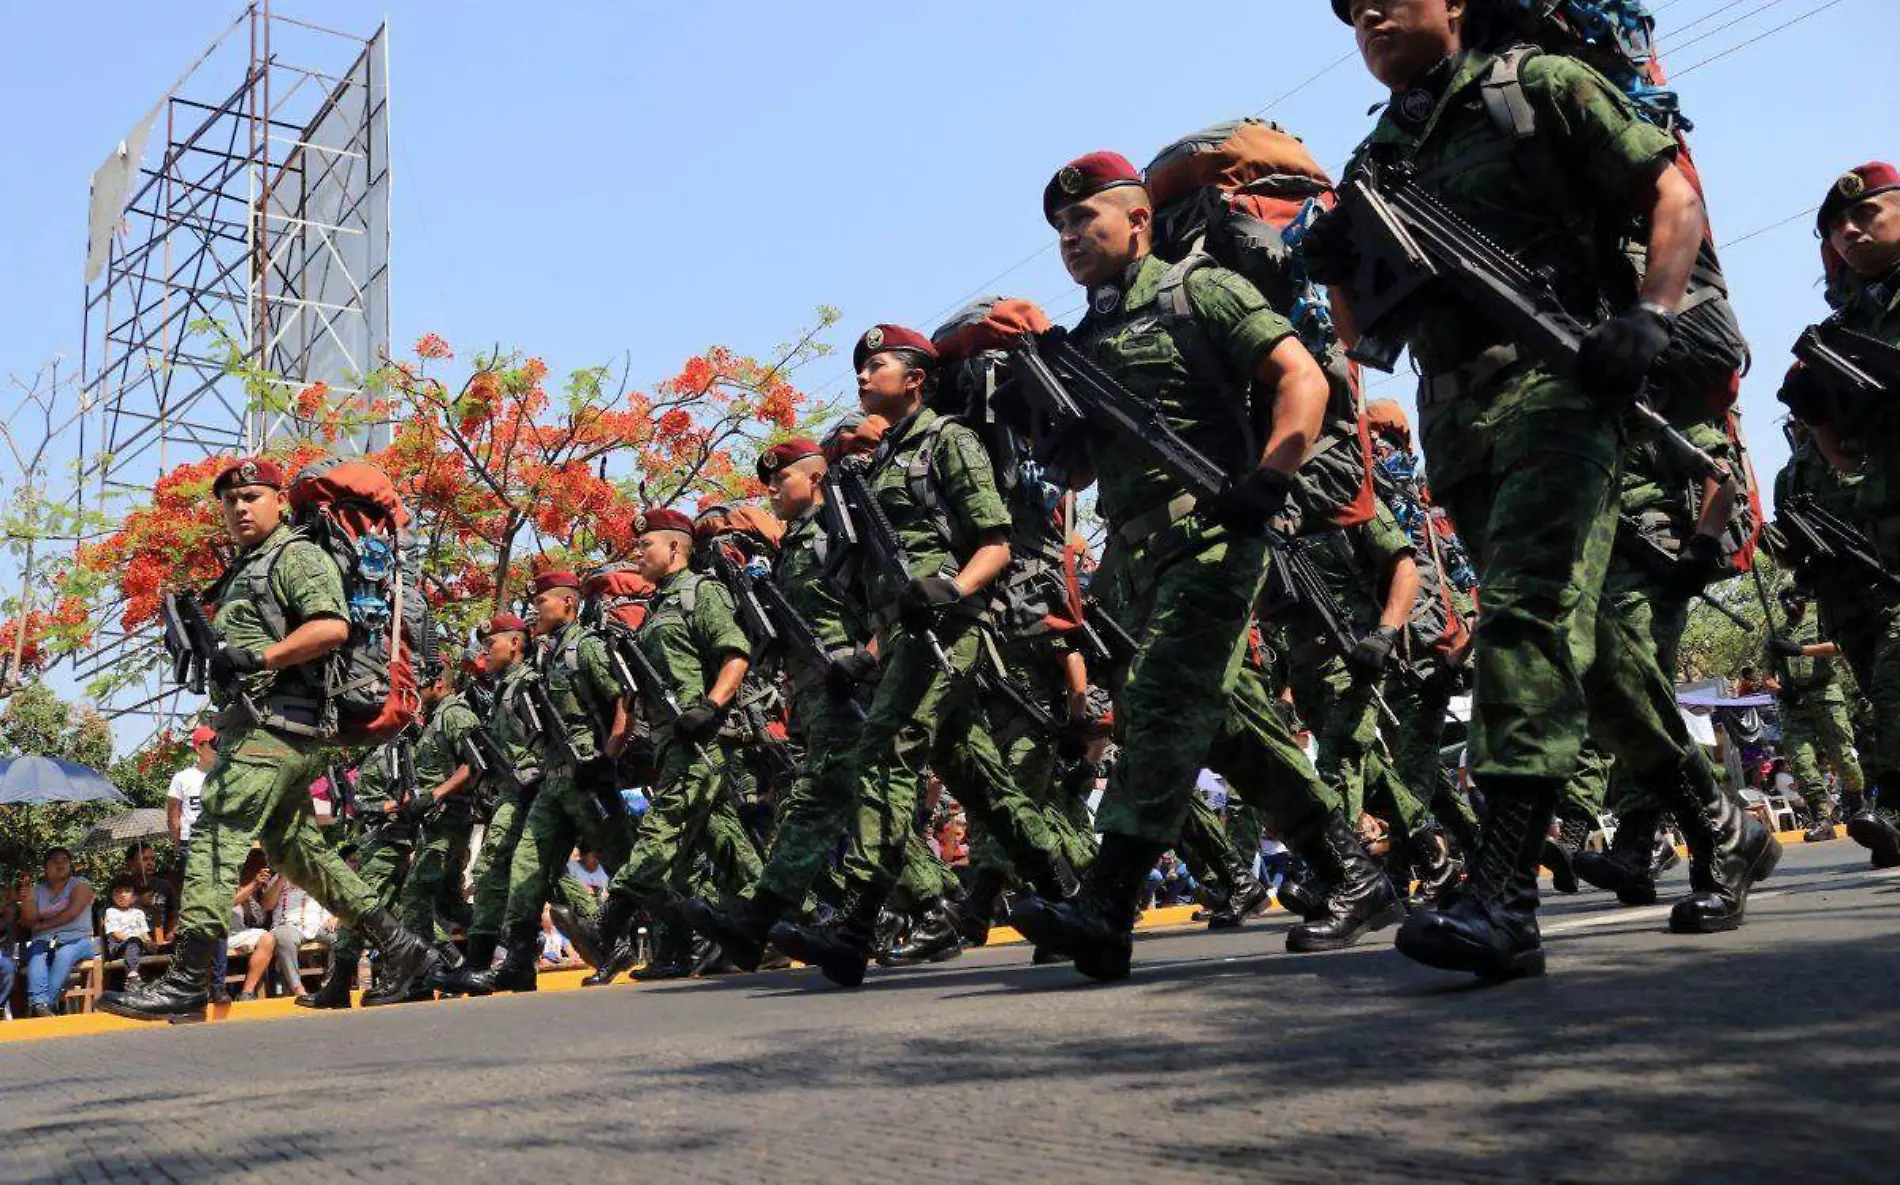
[103,878,153,988]
[567,848,610,901]
[538,906,575,969]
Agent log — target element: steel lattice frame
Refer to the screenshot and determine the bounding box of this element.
[73,2,391,728]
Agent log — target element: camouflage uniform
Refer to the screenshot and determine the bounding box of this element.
[497,620,637,936]
[175,524,380,942]
[326,739,419,975]
[1770,609,1863,822]
[397,691,483,944]
[606,569,763,912]
[834,407,1072,901]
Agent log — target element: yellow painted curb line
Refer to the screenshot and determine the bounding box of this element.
[0,903,1224,1047]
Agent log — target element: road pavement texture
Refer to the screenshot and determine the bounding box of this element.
[1,841,1893,1185]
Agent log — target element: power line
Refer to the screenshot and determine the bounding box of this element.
[1675,0,1849,75]
[1665,0,1795,55]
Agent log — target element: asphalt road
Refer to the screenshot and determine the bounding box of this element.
[2,840,1894,1185]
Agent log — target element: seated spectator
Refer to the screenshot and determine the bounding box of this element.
[121,842,173,946]
[268,877,336,996]
[567,848,610,901]
[226,853,281,1001]
[16,848,98,1018]
[538,905,575,969]
[103,878,153,989]
[1,893,17,1019]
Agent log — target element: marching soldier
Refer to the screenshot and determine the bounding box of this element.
[573,510,764,984]
[1009,151,1401,982]
[100,458,437,1020]
[447,569,636,994]
[1780,161,1900,867]
[1765,586,1863,842]
[768,325,1087,987]
[1312,0,1772,980]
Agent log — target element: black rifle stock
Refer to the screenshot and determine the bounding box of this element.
[1793,322,1900,406]
[1612,516,1753,628]
[1777,494,1900,593]
[1336,170,1730,486]
[748,565,868,722]
[1268,538,1412,730]
[521,676,584,772]
[707,548,780,658]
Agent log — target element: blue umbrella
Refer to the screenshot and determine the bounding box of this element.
[0,755,129,806]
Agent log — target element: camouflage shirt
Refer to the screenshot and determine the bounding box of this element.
[489,661,542,786]
[858,406,1011,614]
[775,504,860,673]
[632,569,749,710]
[1281,501,1416,647]
[416,691,481,821]
[1830,268,1900,524]
[1073,253,1295,528]
[1772,611,1843,704]
[1351,49,1677,374]
[210,523,346,706]
[535,620,622,765]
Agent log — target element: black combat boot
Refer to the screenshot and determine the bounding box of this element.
[294,948,356,1010]
[686,887,794,973]
[1667,759,1782,933]
[358,910,442,1006]
[1406,827,1459,906]
[1803,794,1839,842]
[99,934,215,1022]
[462,932,499,976]
[551,903,607,970]
[1845,799,1900,869]
[1574,809,1669,905]
[886,897,966,963]
[1007,833,1166,982]
[629,908,699,982]
[950,869,1006,948]
[438,920,538,995]
[582,890,643,986]
[769,890,884,987]
[1395,778,1558,982]
[1286,811,1406,953]
[1273,865,1330,921]
[1541,833,1580,894]
[1205,845,1271,931]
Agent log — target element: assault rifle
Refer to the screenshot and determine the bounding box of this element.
[608,626,685,726]
[1776,494,1900,594]
[1612,517,1753,628]
[521,675,584,772]
[707,547,780,659]
[743,558,868,721]
[1266,539,1413,730]
[1793,321,1900,406]
[1333,164,1731,486]
[1004,331,1231,506]
[159,591,220,696]
[830,459,955,671]
[736,695,799,783]
[973,633,1061,739]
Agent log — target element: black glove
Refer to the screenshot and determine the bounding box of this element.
[825,646,879,699]
[900,576,963,631]
[209,645,266,686]
[1299,206,1358,287]
[1210,468,1295,537]
[1347,624,1403,680]
[1768,635,1806,659]
[1662,533,1726,600]
[1577,305,1673,406]
[672,697,724,744]
[1055,713,1102,763]
[394,795,432,824]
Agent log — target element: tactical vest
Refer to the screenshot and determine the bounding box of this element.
[537,623,614,753]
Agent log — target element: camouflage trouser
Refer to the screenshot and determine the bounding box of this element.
[1781,695,1864,819]
[1833,607,1900,814]
[469,790,528,940]
[400,814,476,944]
[752,684,862,905]
[609,738,762,911]
[1205,664,1345,852]
[177,723,377,942]
[1282,640,1429,840]
[1386,664,1480,840]
[330,820,415,966]
[1561,741,1615,821]
[1576,562,1718,811]
[840,614,1065,900]
[500,764,637,935]
[967,634,1099,879]
[1421,369,1620,788]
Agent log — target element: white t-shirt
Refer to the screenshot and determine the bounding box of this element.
[104,906,150,941]
[567,860,610,898]
[167,766,207,842]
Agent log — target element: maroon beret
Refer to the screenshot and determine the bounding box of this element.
[211,456,285,496]
[483,612,529,636]
[1331,0,1352,23]
[635,507,697,538]
[530,570,581,595]
[1042,151,1144,226]
[757,436,822,481]
[1819,162,1900,235]
[852,324,939,372]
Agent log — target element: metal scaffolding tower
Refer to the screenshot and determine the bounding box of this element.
[73,2,391,724]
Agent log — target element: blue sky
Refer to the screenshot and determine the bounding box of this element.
[0,0,1892,742]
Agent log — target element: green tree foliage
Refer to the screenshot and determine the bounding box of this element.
[0,682,131,885]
